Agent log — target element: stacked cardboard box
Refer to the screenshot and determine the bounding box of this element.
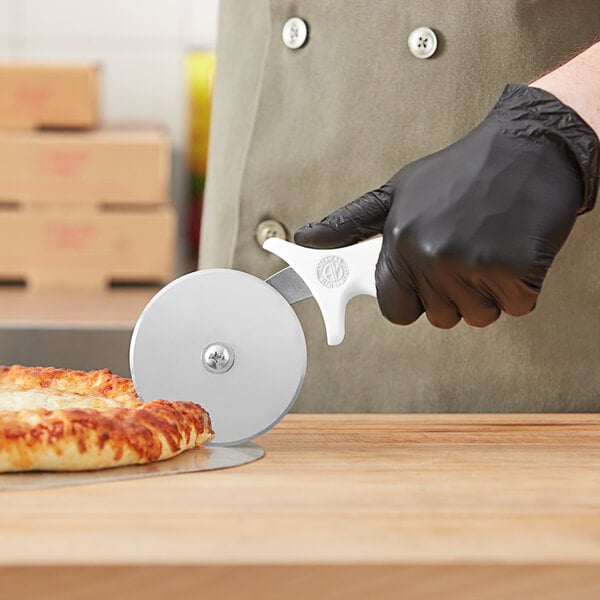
[0,63,98,130]
[0,63,176,290]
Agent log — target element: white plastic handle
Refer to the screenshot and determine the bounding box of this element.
[263,236,382,346]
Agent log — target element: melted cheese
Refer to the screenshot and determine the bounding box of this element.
[0,386,126,411]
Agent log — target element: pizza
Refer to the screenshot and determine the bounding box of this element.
[0,365,214,472]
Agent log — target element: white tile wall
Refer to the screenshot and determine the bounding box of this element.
[23,0,182,40]
[21,0,220,44]
[179,0,220,48]
[0,0,15,37]
[0,37,13,57]
[0,0,220,271]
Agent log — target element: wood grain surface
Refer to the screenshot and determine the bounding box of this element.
[2,566,600,600]
[1,414,600,598]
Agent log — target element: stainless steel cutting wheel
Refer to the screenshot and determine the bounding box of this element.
[130,269,307,446]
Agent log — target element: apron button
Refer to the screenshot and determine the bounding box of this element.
[256,219,288,247]
[408,26,438,59]
[282,17,308,50]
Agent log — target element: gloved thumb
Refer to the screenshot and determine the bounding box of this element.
[294,186,392,249]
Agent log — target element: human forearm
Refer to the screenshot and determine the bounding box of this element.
[532,41,600,136]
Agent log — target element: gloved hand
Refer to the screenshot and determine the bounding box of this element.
[295,84,600,328]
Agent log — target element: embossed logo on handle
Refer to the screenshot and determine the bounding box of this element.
[317,256,349,288]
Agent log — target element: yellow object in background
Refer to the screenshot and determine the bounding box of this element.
[186,51,216,262]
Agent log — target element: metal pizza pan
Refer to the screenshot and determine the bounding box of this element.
[0,443,264,491]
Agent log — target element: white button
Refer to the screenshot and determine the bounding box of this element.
[408,26,438,59]
[282,17,308,50]
[256,219,287,247]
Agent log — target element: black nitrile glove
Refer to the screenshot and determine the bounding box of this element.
[295,84,600,328]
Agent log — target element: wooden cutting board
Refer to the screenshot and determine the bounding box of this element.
[1,414,600,600]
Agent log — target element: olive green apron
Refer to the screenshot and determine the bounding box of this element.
[201,0,600,412]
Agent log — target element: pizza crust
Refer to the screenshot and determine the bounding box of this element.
[0,366,214,472]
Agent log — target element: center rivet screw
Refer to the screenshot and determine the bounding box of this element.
[202,342,235,374]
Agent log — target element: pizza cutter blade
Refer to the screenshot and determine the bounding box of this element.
[130,269,307,446]
[130,236,383,446]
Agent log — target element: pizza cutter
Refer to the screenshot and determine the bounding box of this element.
[129,236,382,446]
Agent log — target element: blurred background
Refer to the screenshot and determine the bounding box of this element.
[0,0,221,375]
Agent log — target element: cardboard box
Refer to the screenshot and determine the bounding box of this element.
[0,205,176,290]
[0,62,98,130]
[0,128,170,205]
